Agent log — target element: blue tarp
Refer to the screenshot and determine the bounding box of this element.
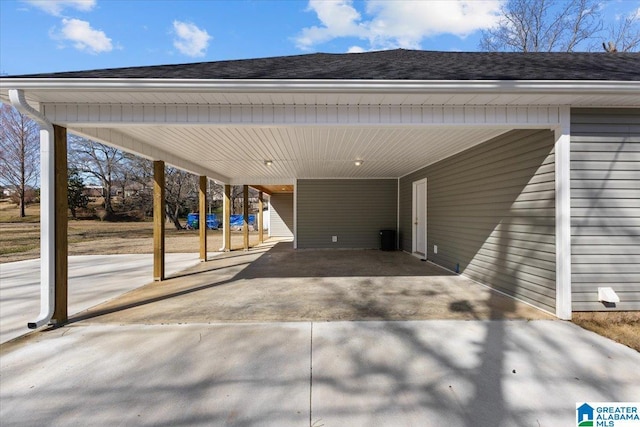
[186,213,255,229]
[230,214,256,227]
[186,213,220,229]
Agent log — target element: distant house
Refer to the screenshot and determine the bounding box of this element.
[82,185,104,199]
[1,186,15,197]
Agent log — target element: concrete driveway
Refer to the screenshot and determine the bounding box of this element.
[0,253,206,343]
[1,320,639,426]
[1,243,639,426]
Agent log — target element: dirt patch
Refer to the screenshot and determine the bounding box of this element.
[572,312,640,352]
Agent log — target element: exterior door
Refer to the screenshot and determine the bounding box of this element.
[412,178,427,256]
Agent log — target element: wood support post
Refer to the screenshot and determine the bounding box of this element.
[258,191,264,244]
[51,125,68,324]
[153,160,165,281]
[199,176,207,261]
[243,185,249,251]
[222,184,231,251]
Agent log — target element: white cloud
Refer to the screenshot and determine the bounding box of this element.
[296,0,364,49]
[59,18,113,54]
[24,0,96,16]
[295,0,502,51]
[173,21,211,57]
[347,45,366,53]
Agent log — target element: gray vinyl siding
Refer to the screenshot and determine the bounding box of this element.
[399,129,556,313]
[297,179,397,249]
[571,108,640,311]
[269,193,294,238]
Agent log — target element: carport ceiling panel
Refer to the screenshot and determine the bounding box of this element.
[116,126,508,179]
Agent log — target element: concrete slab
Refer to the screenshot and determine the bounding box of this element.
[1,320,638,427]
[76,243,552,325]
[0,323,310,427]
[311,320,640,427]
[0,253,211,343]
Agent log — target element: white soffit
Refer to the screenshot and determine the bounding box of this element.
[97,125,509,180]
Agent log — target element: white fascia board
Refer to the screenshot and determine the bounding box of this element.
[2,78,640,95]
[43,104,564,128]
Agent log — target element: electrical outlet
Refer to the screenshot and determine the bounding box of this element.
[434,245,438,254]
[332,236,338,242]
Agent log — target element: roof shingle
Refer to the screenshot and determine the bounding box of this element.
[6,49,640,81]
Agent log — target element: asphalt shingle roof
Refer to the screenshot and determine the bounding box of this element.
[7,49,640,81]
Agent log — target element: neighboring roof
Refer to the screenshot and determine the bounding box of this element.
[6,49,640,81]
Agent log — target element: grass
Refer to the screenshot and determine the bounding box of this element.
[0,200,40,223]
[572,311,640,352]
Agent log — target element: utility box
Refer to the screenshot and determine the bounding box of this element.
[380,229,396,251]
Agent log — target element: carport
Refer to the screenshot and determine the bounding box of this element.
[1,49,639,327]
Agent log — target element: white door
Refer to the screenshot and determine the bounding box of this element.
[412,178,427,256]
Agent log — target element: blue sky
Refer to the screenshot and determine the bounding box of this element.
[1,0,638,75]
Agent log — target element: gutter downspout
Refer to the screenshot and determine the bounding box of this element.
[8,89,56,329]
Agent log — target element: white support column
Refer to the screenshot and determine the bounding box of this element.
[221,184,231,252]
[555,106,572,320]
[293,180,298,249]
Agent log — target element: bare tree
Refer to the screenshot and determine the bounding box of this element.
[164,167,199,230]
[207,181,223,213]
[602,9,640,52]
[68,135,126,215]
[480,0,602,52]
[122,154,154,216]
[0,104,39,217]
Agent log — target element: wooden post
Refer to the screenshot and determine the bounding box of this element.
[258,191,264,244]
[51,125,68,325]
[222,184,231,251]
[153,160,165,281]
[243,185,249,251]
[199,176,207,262]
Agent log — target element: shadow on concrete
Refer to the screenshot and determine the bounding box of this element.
[67,239,550,327]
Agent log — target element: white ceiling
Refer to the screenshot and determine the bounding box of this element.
[116,125,509,181]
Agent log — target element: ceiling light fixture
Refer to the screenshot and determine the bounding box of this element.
[354,160,363,166]
[264,160,273,166]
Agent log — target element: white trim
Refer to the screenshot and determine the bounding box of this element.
[412,178,427,256]
[396,178,400,250]
[3,78,639,94]
[293,179,298,249]
[43,104,564,127]
[555,106,572,320]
